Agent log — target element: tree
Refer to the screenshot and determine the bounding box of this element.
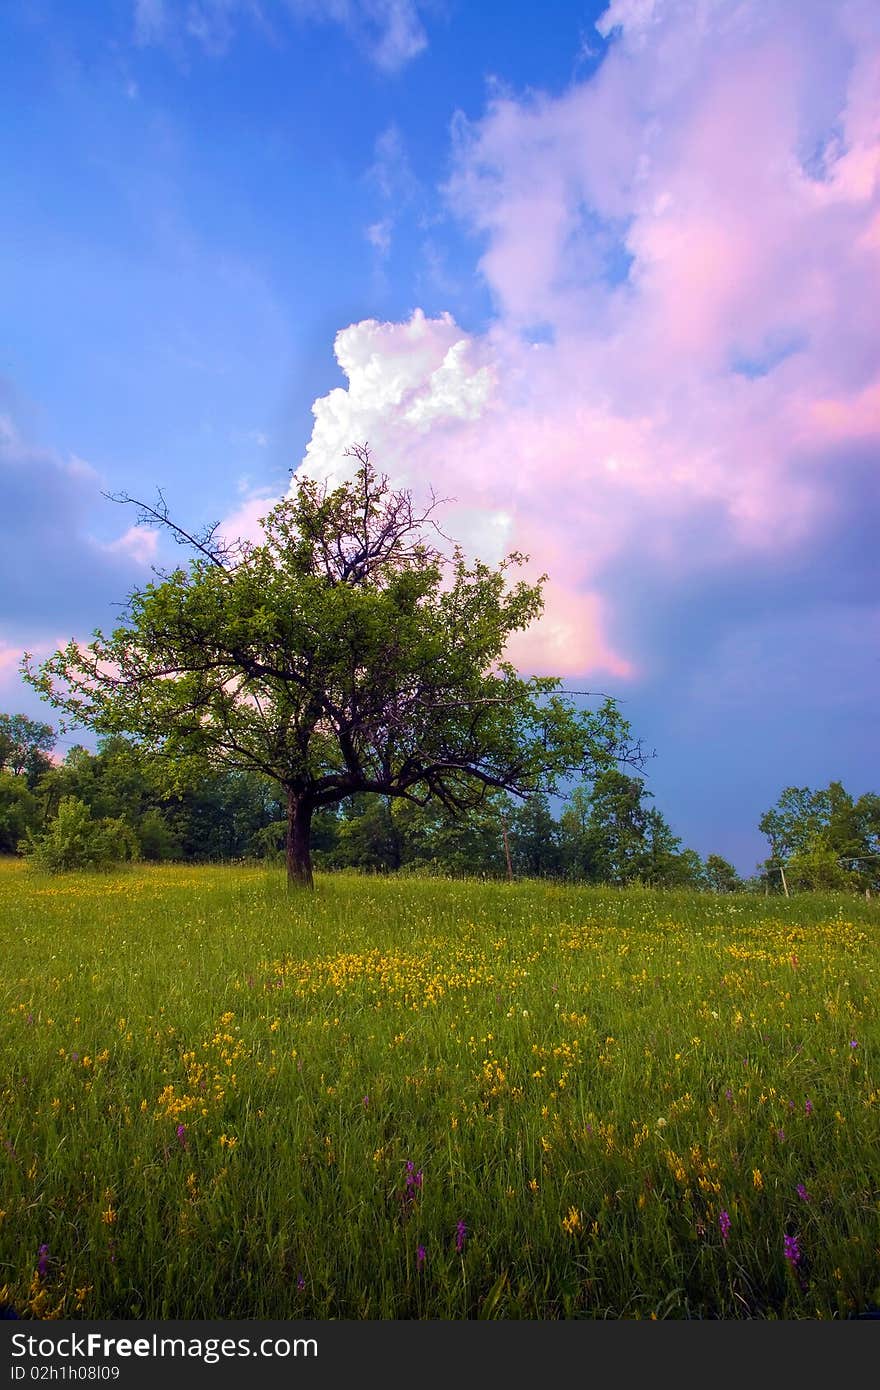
[331,794,404,872]
[639,807,703,887]
[558,785,597,881]
[0,772,40,854]
[25,448,643,889]
[0,713,56,788]
[704,853,742,894]
[759,782,880,892]
[759,786,831,863]
[785,837,851,891]
[582,769,653,885]
[507,793,563,878]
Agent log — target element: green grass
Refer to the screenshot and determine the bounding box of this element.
[0,857,878,1319]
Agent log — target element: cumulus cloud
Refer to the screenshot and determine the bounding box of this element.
[296,0,880,691]
[298,309,497,479]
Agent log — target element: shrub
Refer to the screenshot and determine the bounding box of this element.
[137,808,181,862]
[25,796,139,872]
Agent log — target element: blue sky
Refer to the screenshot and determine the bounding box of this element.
[2,0,879,872]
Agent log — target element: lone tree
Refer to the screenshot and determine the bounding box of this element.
[25,446,644,889]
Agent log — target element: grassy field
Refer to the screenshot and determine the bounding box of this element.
[0,857,877,1320]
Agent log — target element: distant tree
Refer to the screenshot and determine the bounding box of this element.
[704,853,742,894]
[0,713,56,788]
[558,771,700,887]
[507,793,563,878]
[584,770,653,885]
[759,787,832,863]
[639,809,703,887]
[0,773,40,854]
[759,782,879,891]
[331,795,404,872]
[137,808,181,863]
[558,785,596,881]
[26,449,643,889]
[392,794,510,878]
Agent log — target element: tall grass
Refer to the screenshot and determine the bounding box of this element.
[0,857,877,1318]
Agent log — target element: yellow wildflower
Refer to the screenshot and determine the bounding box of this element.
[562,1206,583,1235]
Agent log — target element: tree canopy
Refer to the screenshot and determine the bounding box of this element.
[0,712,55,787]
[759,782,880,892]
[25,448,644,888]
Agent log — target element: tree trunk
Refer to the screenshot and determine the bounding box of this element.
[286,790,314,890]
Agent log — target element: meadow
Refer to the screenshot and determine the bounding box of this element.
[0,857,877,1320]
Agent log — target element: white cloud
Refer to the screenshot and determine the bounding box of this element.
[100,526,160,566]
[132,0,429,68]
[297,309,497,486]
[294,0,880,683]
[366,218,393,257]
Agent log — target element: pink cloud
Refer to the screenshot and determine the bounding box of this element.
[295,0,879,683]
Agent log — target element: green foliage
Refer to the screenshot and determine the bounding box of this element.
[507,793,563,878]
[704,853,743,894]
[136,808,181,863]
[0,771,41,854]
[25,796,139,873]
[0,712,55,788]
[557,770,701,887]
[760,782,880,891]
[331,795,404,871]
[24,450,641,886]
[786,838,852,891]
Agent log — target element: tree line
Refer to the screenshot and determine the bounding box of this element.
[2,712,876,891]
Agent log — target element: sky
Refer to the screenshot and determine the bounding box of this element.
[2,0,878,874]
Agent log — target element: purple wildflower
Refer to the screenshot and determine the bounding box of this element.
[416,1245,426,1269]
[804,1098,813,1115]
[719,1210,731,1243]
[405,1161,423,1192]
[362,1096,369,1108]
[296,1274,306,1291]
[176,1123,188,1149]
[725,1088,733,1102]
[784,1234,801,1266]
[796,1183,810,1204]
[37,1245,50,1279]
[455,1220,467,1253]
[850,1039,858,1049]
[776,1128,785,1143]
